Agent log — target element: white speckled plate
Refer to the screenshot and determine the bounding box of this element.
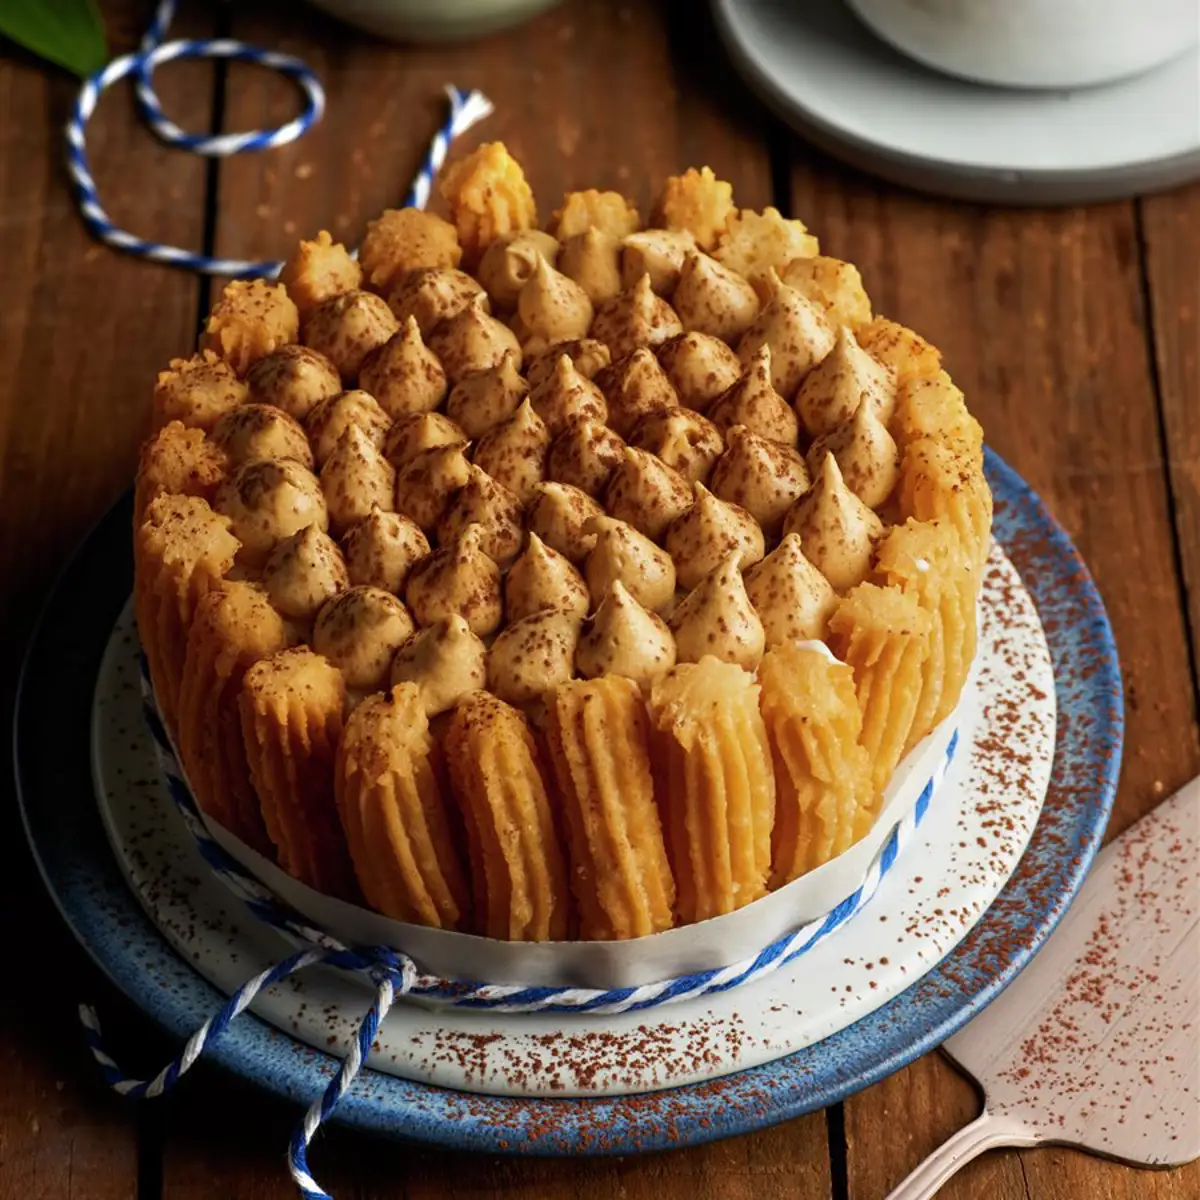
[90,541,1054,1098]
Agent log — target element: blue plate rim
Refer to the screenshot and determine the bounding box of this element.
[13,448,1123,1155]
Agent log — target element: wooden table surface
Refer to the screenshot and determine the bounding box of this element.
[2,1,1197,1196]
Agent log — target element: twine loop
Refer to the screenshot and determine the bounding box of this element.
[64,0,492,276]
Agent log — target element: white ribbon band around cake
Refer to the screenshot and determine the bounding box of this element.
[142,649,975,996]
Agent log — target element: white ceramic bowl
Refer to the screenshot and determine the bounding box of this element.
[846,0,1199,89]
[307,0,563,43]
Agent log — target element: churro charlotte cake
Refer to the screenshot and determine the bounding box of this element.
[134,144,992,943]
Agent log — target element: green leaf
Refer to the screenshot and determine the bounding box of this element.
[0,0,107,79]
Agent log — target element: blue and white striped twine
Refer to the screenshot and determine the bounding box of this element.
[64,0,493,277]
[79,657,958,1199]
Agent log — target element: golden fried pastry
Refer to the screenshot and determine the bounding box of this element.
[784,453,883,592]
[529,354,607,436]
[336,684,470,928]
[200,280,299,377]
[245,344,342,422]
[875,517,978,743]
[134,421,228,526]
[604,447,693,541]
[628,407,723,485]
[472,397,550,505]
[405,522,503,635]
[390,615,487,717]
[303,289,400,383]
[759,642,871,886]
[427,295,523,384]
[552,190,640,240]
[211,403,313,469]
[737,272,836,398]
[670,552,765,670]
[655,330,743,411]
[505,531,590,622]
[177,581,290,855]
[436,464,524,566]
[708,344,800,447]
[278,230,362,319]
[590,274,684,360]
[385,266,488,337]
[672,252,759,343]
[780,255,871,331]
[714,206,820,281]
[439,141,538,265]
[558,229,622,306]
[476,230,560,308]
[898,436,993,568]
[806,397,901,510]
[445,350,528,438]
[487,608,581,707]
[547,417,625,497]
[744,533,837,647]
[654,166,735,251]
[828,582,932,803]
[215,457,328,566]
[240,646,355,896]
[393,443,472,533]
[358,317,448,419]
[320,423,397,536]
[383,411,467,469]
[576,581,676,687]
[358,208,462,291]
[513,254,593,348]
[595,347,679,438]
[312,585,414,691]
[524,337,612,389]
[583,514,676,614]
[136,494,240,737]
[621,228,697,296]
[544,676,675,939]
[262,524,348,623]
[795,325,896,438]
[890,372,984,457]
[649,657,775,922]
[526,481,604,563]
[666,482,764,589]
[857,317,942,384]
[153,351,247,433]
[341,505,430,593]
[709,424,809,535]
[444,692,569,940]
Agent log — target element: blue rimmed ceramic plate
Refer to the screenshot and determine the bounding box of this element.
[15,449,1122,1153]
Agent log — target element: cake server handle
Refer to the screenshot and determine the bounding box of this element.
[885,1109,1036,1200]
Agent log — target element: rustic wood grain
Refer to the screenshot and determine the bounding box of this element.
[157,1,828,1194]
[790,148,1200,1200]
[200,0,775,281]
[1141,183,1200,670]
[0,2,218,1196]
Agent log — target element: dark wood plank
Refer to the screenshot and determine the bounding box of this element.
[198,0,775,279]
[0,2,218,1196]
[159,1,829,1195]
[1141,182,1200,668]
[789,151,1200,1200]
